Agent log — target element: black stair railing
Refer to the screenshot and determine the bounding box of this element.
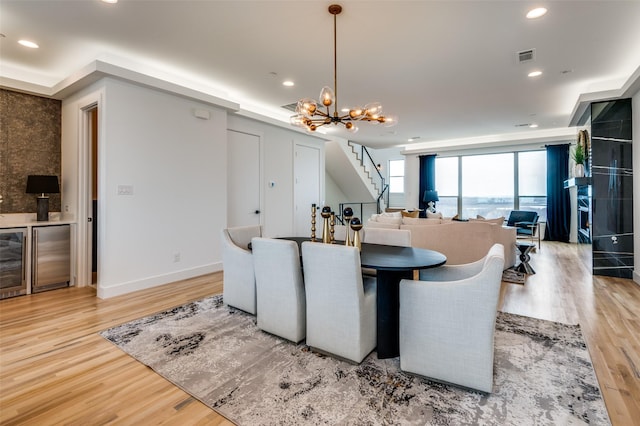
[350,142,389,209]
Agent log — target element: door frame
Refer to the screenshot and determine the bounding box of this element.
[75,91,103,289]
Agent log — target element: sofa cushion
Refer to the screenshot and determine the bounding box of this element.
[470,216,505,226]
[402,217,441,225]
[367,220,401,229]
[375,216,403,225]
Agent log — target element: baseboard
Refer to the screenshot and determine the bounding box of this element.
[97,262,223,299]
[634,270,640,286]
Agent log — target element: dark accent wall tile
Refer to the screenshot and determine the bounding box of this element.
[590,98,633,278]
[0,89,61,214]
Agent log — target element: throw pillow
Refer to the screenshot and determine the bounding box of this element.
[401,210,419,218]
[380,211,402,218]
[376,216,403,225]
[426,211,443,219]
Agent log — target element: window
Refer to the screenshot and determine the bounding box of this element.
[434,150,547,219]
[518,151,547,221]
[388,159,404,193]
[462,153,514,219]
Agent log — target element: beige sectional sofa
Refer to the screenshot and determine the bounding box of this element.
[367,214,516,268]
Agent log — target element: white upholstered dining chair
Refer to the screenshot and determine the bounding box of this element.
[251,237,306,343]
[220,225,261,314]
[399,243,505,393]
[301,242,376,363]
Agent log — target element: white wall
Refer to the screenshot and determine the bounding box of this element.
[633,89,640,285]
[325,173,347,213]
[227,114,325,238]
[64,78,228,298]
[368,147,407,208]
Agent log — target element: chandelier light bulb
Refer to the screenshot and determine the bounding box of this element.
[349,107,365,119]
[382,115,398,128]
[290,114,306,126]
[364,102,382,116]
[297,98,317,117]
[319,86,335,107]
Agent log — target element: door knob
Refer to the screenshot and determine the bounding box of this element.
[254,210,260,214]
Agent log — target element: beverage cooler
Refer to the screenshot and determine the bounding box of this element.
[32,225,71,293]
[0,228,27,299]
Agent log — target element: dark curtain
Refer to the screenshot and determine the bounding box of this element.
[545,144,571,242]
[419,155,436,217]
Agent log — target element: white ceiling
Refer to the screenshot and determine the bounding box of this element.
[1,0,640,149]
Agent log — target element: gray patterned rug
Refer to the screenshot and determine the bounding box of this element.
[100,295,610,425]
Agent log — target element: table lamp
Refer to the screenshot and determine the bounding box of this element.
[423,190,439,214]
[26,175,60,221]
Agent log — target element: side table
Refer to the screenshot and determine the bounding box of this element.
[515,242,536,274]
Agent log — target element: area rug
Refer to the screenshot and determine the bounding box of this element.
[100,295,610,425]
[502,267,527,284]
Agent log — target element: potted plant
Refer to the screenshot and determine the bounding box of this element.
[572,143,585,177]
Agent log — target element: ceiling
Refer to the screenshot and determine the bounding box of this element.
[2,0,640,149]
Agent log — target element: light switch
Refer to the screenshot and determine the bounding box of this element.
[117,185,134,196]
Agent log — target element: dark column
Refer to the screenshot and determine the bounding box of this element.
[591,99,634,278]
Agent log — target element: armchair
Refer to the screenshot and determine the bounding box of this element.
[506,210,540,248]
[220,225,261,314]
[399,244,505,393]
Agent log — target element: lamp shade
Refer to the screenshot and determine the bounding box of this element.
[26,175,60,194]
[423,190,439,203]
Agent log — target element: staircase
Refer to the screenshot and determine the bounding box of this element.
[325,140,388,220]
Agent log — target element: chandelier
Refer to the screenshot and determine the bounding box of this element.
[290,4,397,133]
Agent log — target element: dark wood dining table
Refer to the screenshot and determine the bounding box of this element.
[282,237,447,359]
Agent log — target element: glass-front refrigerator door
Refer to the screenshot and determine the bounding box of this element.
[0,228,27,299]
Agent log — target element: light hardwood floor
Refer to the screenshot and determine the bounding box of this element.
[1,242,639,425]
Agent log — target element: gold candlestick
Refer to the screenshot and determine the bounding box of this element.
[311,203,317,241]
[343,207,353,246]
[330,211,336,243]
[350,217,363,251]
[321,206,332,244]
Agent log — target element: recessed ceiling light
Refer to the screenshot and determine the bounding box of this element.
[282,81,294,87]
[407,136,421,142]
[18,39,39,48]
[529,123,539,128]
[526,7,547,19]
[528,70,542,77]
[102,0,118,3]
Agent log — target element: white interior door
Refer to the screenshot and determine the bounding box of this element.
[294,144,321,237]
[227,130,261,228]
